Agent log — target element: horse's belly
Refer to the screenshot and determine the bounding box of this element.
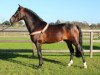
[45,33,63,43]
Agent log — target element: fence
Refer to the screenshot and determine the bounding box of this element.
[82,30,100,58]
[0,29,100,58]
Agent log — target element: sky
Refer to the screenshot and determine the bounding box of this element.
[0,0,100,24]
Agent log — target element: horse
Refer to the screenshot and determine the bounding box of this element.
[10,5,87,68]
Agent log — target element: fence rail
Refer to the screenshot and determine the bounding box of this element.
[0,29,100,58]
[82,30,100,58]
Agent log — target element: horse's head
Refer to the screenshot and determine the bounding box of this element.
[10,5,25,25]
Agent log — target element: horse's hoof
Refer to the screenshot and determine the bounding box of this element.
[83,62,87,68]
[84,65,87,68]
[37,65,42,69]
[67,60,73,67]
[67,64,71,67]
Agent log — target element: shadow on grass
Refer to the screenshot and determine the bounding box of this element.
[0,49,100,69]
[83,45,90,50]
[93,46,100,50]
[83,45,100,50]
[0,51,38,69]
[0,49,64,69]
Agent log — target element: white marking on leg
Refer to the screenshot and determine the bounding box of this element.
[68,60,73,67]
[83,62,87,68]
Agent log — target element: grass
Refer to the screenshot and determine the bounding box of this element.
[0,52,100,75]
[0,42,99,50]
[0,31,99,75]
[0,43,32,49]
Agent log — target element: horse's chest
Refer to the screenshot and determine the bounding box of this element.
[30,34,45,43]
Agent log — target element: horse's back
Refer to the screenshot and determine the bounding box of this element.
[39,23,79,43]
[42,23,72,43]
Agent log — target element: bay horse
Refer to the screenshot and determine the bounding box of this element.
[10,5,87,68]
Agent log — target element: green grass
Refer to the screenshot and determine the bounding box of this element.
[0,34,99,75]
[0,42,99,50]
[0,52,100,75]
[0,43,32,49]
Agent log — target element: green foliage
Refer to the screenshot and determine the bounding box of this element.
[2,20,10,25]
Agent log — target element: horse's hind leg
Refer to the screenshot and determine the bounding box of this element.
[65,41,74,67]
[74,42,87,68]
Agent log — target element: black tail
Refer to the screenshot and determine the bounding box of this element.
[75,25,83,57]
[76,25,82,46]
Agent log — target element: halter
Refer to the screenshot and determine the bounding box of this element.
[30,24,49,35]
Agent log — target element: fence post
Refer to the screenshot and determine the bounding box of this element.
[90,31,93,58]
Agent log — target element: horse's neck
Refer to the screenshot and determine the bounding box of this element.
[23,15,44,33]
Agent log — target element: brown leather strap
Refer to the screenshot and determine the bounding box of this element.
[30,24,49,35]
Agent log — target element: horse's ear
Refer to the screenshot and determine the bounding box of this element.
[18,4,23,8]
[18,4,21,7]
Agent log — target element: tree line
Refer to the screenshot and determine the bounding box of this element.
[53,20,100,29]
[0,20,100,29]
[0,20,24,27]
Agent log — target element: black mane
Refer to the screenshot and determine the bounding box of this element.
[25,8,44,22]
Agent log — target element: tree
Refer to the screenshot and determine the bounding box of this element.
[55,20,61,24]
[14,21,24,27]
[55,19,66,24]
[90,23,96,29]
[2,21,10,26]
[96,23,100,29]
[18,21,24,26]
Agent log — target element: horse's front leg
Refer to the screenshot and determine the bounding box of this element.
[35,42,43,68]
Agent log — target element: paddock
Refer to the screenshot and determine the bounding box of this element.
[0,29,100,75]
[0,29,100,58]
